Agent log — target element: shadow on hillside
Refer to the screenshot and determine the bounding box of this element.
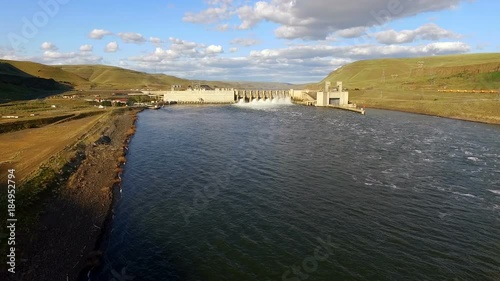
[0,62,73,103]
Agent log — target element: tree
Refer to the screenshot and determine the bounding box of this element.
[101,100,112,107]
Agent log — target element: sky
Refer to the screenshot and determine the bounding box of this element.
[0,0,499,83]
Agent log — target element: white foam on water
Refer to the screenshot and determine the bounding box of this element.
[488,190,500,195]
[438,212,449,219]
[467,157,480,162]
[234,97,293,109]
[435,185,448,192]
[387,183,399,189]
[452,191,480,199]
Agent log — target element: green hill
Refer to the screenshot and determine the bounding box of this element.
[316,53,500,124]
[58,65,189,90]
[318,53,500,91]
[0,61,73,102]
[0,60,190,91]
[0,59,89,86]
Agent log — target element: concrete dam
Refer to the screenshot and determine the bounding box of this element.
[145,82,361,113]
[152,88,299,104]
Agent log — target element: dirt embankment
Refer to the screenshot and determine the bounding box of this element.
[2,109,139,281]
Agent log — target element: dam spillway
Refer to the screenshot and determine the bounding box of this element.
[150,88,298,104]
[234,89,292,102]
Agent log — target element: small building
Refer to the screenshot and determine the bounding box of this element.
[316,81,349,107]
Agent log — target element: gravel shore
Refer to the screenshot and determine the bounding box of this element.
[4,109,139,281]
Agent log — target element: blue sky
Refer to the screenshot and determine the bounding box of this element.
[0,0,499,83]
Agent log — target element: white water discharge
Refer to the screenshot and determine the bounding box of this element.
[235,97,293,109]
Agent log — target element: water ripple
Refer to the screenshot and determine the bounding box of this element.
[94,106,500,281]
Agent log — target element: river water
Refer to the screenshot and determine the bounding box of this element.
[93,103,500,281]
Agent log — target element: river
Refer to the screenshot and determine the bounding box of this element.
[92,103,500,281]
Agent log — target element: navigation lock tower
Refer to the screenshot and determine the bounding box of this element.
[317,81,348,107]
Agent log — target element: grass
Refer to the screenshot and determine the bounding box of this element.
[350,89,500,123]
[0,59,88,87]
[312,53,500,123]
[0,98,108,135]
[58,64,189,90]
[317,53,500,91]
[0,114,105,182]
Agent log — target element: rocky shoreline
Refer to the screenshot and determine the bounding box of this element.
[4,109,140,281]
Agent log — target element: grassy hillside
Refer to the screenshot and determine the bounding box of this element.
[0,61,73,102]
[315,53,500,124]
[58,65,189,90]
[318,53,500,91]
[0,60,192,94]
[207,81,302,90]
[0,60,89,86]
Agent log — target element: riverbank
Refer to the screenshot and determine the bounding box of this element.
[360,103,500,125]
[349,89,500,125]
[1,108,139,281]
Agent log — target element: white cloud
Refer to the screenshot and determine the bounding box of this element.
[41,50,102,64]
[249,41,470,60]
[150,37,164,46]
[122,34,470,83]
[375,23,461,44]
[169,37,201,57]
[184,0,467,40]
[79,44,93,52]
[35,44,102,64]
[89,29,113,39]
[183,0,234,24]
[0,47,33,61]
[41,42,58,51]
[336,27,368,38]
[230,38,260,47]
[118,32,146,43]
[105,41,119,52]
[421,41,470,54]
[216,23,230,31]
[128,37,227,64]
[206,45,224,54]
